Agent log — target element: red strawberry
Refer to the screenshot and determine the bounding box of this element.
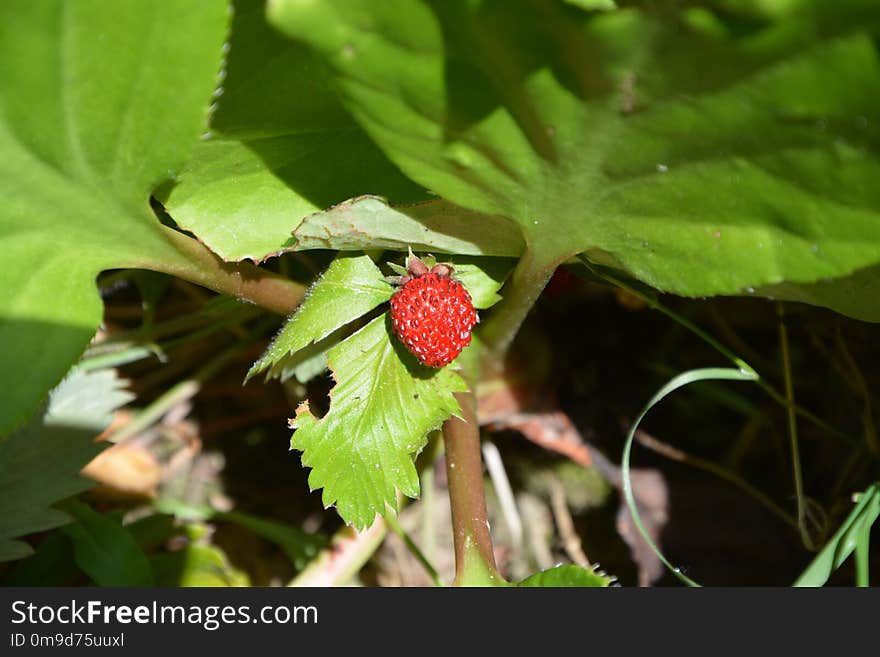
[389,254,478,368]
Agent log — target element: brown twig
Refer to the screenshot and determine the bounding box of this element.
[549,478,590,567]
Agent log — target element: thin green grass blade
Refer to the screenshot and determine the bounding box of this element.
[622,367,759,587]
[855,514,870,587]
[794,484,879,587]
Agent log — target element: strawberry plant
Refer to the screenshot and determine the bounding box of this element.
[1,0,879,587]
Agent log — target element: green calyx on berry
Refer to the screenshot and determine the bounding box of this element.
[388,252,478,368]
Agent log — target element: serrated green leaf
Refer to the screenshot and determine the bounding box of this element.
[159,0,427,262]
[269,0,880,320]
[282,350,330,384]
[247,253,393,381]
[794,483,879,587]
[289,196,524,258]
[47,368,136,432]
[60,500,154,586]
[0,368,132,561]
[518,564,614,587]
[0,0,229,436]
[291,315,468,529]
[253,252,509,383]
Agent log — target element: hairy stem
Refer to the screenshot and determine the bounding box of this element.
[442,246,562,583]
[443,391,502,585]
[135,226,305,315]
[481,246,559,358]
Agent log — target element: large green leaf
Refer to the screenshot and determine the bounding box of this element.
[0,0,229,435]
[291,315,467,529]
[268,0,880,319]
[0,368,133,561]
[158,0,427,262]
[758,265,880,322]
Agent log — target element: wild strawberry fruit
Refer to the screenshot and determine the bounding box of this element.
[389,254,478,368]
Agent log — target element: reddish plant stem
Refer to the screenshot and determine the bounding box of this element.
[134,226,305,315]
[441,245,564,583]
[443,390,498,583]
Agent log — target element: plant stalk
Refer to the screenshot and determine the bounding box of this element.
[443,391,502,585]
[442,245,561,583]
[481,245,559,359]
[135,226,305,315]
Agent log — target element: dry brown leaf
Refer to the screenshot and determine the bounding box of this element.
[81,442,162,500]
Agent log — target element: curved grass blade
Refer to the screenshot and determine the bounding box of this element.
[622,367,759,587]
